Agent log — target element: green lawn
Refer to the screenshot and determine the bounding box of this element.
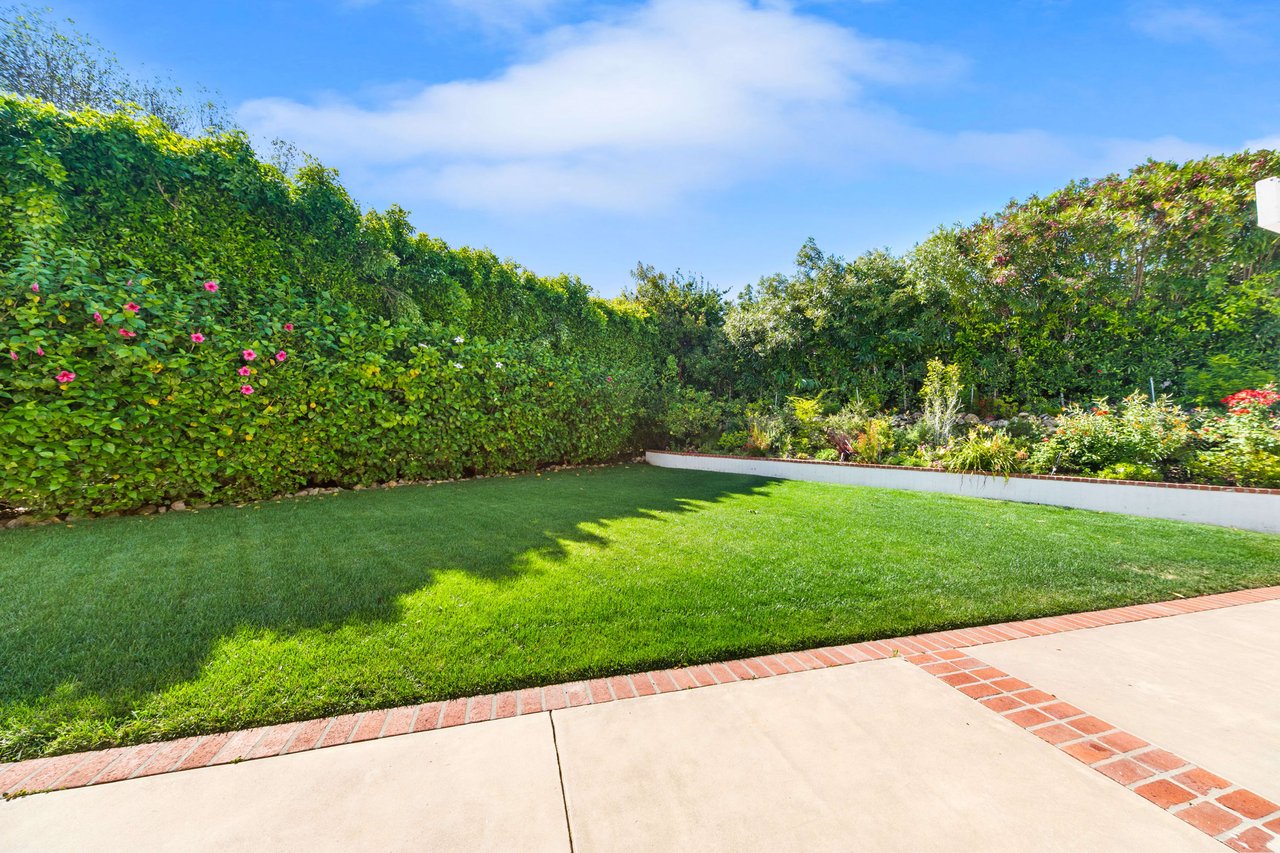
[3,463,1278,761]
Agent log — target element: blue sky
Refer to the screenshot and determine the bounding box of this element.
[46,0,1280,296]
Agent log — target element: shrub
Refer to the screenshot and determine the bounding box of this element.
[744,405,789,456]
[1029,393,1193,475]
[1182,356,1277,408]
[0,274,648,516]
[813,448,840,462]
[1095,462,1163,482]
[921,359,962,443]
[1003,416,1043,440]
[660,387,726,450]
[715,429,750,454]
[849,417,895,463]
[1187,387,1280,487]
[821,402,870,459]
[941,426,1027,476]
[786,393,827,456]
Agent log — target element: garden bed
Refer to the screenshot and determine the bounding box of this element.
[646,451,1280,534]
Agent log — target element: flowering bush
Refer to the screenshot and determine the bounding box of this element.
[1029,393,1194,475]
[1,274,648,516]
[1188,387,1280,487]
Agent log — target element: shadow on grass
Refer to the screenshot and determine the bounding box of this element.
[0,465,777,721]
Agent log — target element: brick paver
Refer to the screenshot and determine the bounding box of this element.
[902,633,1280,851]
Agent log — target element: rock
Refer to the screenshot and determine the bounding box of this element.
[4,517,29,529]
[157,506,167,514]
[171,501,186,511]
[353,484,366,491]
[138,505,157,515]
[963,413,980,424]
[192,502,211,509]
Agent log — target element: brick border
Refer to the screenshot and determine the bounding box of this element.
[3,584,1278,811]
[649,450,1280,495]
[905,649,1280,851]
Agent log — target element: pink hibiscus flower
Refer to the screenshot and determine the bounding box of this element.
[204,281,219,292]
[56,370,76,383]
[243,349,257,361]
[238,366,251,376]
[240,385,254,395]
[93,312,103,325]
[124,302,141,312]
[275,351,286,362]
[30,283,39,293]
[191,332,206,343]
[284,323,294,332]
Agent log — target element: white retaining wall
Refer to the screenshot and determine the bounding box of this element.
[645,451,1280,535]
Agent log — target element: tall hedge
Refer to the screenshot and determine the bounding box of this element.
[0,96,659,516]
[724,152,1280,410]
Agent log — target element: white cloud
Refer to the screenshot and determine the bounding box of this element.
[242,0,965,212]
[1245,134,1280,152]
[1130,3,1270,53]
[242,0,1230,214]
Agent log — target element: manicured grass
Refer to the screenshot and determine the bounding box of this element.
[2,464,1279,760]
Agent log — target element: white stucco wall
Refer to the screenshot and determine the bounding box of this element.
[646,452,1280,535]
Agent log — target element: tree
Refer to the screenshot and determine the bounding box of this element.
[0,4,232,134]
[623,263,732,393]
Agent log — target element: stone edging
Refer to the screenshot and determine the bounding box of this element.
[648,450,1280,496]
[2,585,1278,805]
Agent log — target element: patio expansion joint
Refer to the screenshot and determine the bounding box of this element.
[547,710,576,853]
[3,583,1279,821]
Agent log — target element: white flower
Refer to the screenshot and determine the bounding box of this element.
[453,336,464,344]
[453,362,463,369]
[417,343,429,348]
[495,361,504,369]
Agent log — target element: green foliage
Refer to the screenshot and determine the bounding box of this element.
[921,358,962,442]
[624,263,731,394]
[1095,462,1163,482]
[658,387,727,451]
[849,417,895,463]
[0,97,663,515]
[1,273,646,516]
[941,426,1027,476]
[1029,393,1194,475]
[786,393,827,455]
[744,405,788,456]
[715,429,750,454]
[724,243,936,407]
[940,152,1280,404]
[1181,355,1277,408]
[720,153,1280,409]
[1189,390,1280,487]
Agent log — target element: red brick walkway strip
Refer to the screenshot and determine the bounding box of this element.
[903,649,1280,851]
[2,584,1278,812]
